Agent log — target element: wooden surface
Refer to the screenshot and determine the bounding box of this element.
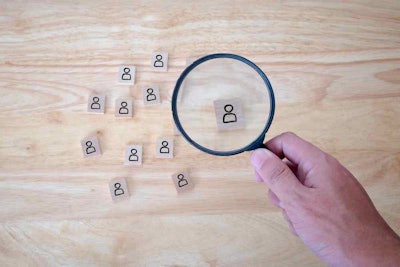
[0,1,399,266]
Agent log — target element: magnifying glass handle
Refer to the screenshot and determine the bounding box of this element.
[256,142,268,150]
[247,138,268,152]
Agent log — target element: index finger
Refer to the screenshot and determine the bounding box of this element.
[265,132,325,168]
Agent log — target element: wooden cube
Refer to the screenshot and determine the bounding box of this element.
[115,98,133,118]
[118,65,135,85]
[151,52,168,72]
[156,137,173,158]
[124,145,142,166]
[172,171,194,193]
[213,98,245,131]
[142,86,161,105]
[109,177,130,202]
[87,94,106,114]
[81,136,102,158]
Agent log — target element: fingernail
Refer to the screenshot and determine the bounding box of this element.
[251,149,271,169]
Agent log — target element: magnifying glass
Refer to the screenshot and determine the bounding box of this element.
[172,53,275,156]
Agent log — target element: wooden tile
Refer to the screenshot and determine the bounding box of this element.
[124,145,142,166]
[156,137,173,158]
[171,171,194,193]
[81,136,102,158]
[109,177,130,202]
[213,98,245,131]
[87,94,106,114]
[142,86,161,105]
[118,65,135,85]
[151,52,168,72]
[115,98,133,118]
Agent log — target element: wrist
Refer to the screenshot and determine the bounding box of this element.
[346,227,400,267]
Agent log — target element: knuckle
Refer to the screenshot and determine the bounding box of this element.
[269,164,291,185]
[282,132,297,139]
[322,152,340,168]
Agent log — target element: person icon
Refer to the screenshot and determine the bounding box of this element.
[146,88,157,102]
[85,141,96,154]
[121,67,131,80]
[177,174,188,187]
[153,54,164,68]
[129,148,138,161]
[160,141,170,154]
[119,101,129,114]
[91,97,101,110]
[223,104,237,123]
[114,183,124,196]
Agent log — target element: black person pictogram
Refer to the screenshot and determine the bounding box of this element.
[114,182,124,196]
[86,141,96,154]
[177,174,188,187]
[146,88,157,101]
[91,97,101,110]
[129,148,138,161]
[160,141,170,154]
[153,54,164,67]
[119,101,129,114]
[121,67,131,80]
[223,104,237,123]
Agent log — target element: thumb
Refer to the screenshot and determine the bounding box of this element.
[251,148,305,202]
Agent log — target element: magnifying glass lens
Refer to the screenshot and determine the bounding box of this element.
[174,55,274,155]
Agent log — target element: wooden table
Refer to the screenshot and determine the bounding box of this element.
[1,1,399,266]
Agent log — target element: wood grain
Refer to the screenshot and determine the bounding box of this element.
[0,0,399,266]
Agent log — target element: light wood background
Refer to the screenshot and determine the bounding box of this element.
[0,1,399,266]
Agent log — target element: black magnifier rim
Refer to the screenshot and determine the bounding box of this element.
[172,53,275,156]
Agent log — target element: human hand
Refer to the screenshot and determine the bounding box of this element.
[250,132,400,267]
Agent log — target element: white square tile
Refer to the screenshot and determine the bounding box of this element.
[124,145,142,166]
[118,65,135,85]
[87,94,106,114]
[115,98,133,118]
[156,137,173,158]
[81,136,102,158]
[172,171,194,193]
[151,52,168,72]
[142,86,161,105]
[213,98,245,131]
[109,177,130,202]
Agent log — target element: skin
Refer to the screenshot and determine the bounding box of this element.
[250,132,400,267]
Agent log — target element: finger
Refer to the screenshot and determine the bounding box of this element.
[267,189,281,207]
[251,148,306,203]
[254,170,263,183]
[284,159,306,184]
[284,159,298,176]
[265,132,325,168]
[282,209,298,236]
[288,221,298,236]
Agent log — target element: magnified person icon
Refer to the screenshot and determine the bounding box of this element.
[223,104,237,123]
